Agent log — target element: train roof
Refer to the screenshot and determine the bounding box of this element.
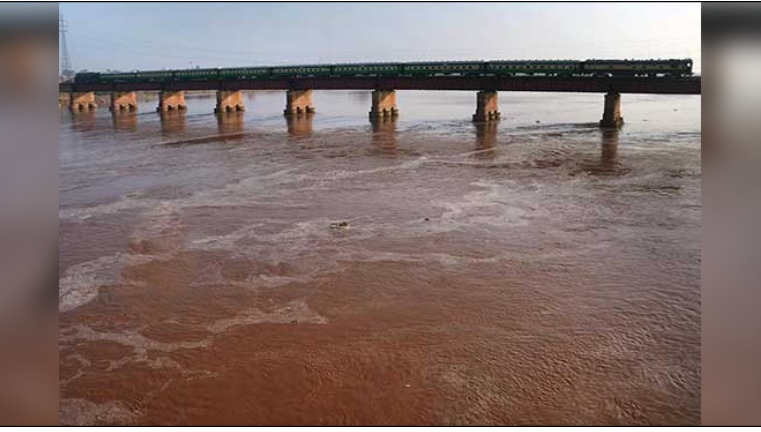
[584,58,693,63]
[88,58,695,75]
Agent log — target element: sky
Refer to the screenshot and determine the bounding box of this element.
[59,3,702,73]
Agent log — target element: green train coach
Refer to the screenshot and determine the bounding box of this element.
[74,59,693,84]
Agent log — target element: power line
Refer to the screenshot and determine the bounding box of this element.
[67,29,699,71]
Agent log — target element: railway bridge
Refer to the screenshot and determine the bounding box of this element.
[59,74,701,128]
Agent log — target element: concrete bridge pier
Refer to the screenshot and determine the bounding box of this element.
[284,90,315,116]
[369,90,399,119]
[600,92,624,128]
[215,90,245,113]
[472,91,500,122]
[110,91,137,112]
[69,92,97,111]
[157,90,187,112]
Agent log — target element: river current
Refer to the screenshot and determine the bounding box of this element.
[59,90,701,425]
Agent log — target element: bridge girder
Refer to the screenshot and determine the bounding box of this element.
[60,75,701,95]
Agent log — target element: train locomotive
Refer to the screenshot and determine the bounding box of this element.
[74,58,693,84]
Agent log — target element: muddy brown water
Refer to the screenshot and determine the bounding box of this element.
[59,90,701,425]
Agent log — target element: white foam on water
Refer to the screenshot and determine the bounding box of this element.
[127,201,185,254]
[60,156,434,228]
[432,180,533,230]
[58,253,163,313]
[189,223,265,250]
[60,354,92,387]
[205,298,327,333]
[182,180,557,278]
[60,201,189,312]
[59,196,158,221]
[61,297,324,395]
[296,156,429,182]
[60,164,305,222]
[174,166,306,209]
[59,398,139,426]
[190,217,378,260]
[60,324,210,375]
[339,249,504,267]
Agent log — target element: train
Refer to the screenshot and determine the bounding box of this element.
[74,59,693,84]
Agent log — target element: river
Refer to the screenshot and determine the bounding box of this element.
[59,90,701,425]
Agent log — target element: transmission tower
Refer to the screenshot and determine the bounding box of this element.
[59,14,74,81]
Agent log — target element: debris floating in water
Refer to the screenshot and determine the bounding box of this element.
[329,221,351,230]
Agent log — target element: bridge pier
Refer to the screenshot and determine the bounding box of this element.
[215,90,245,113]
[472,91,500,122]
[284,90,315,116]
[369,90,399,119]
[157,90,187,112]
[599,92,624,128]
[69,92,97,111]
[110,91,137,112]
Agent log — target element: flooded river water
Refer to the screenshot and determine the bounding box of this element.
[59,90,701,425]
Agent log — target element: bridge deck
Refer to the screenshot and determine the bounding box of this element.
[60,75,701,95]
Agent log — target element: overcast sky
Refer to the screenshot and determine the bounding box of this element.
[59,2,701,73]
